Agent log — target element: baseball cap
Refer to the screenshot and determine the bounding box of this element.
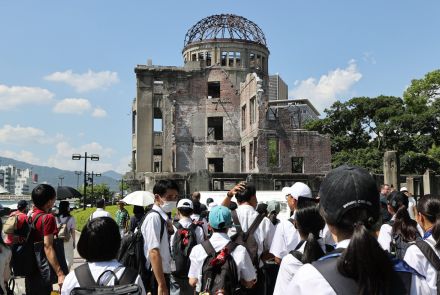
[283,182,312,200]
[17,200,28,210]
[177,198,193,209]
[319,165,380,224]
[209,205,233,229]
[400,187,408,192]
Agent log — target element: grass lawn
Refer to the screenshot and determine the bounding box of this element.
[71,205,133,231]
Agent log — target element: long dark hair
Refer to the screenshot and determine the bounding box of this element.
[57,201,71,218]
[388,191,419,242]
[417,194,440,249]
[322,207,393,295]
[295,204,325,263]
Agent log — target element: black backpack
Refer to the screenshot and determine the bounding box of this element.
[201,240,239,295]
[11,213,44,276]
[70,263,141,295]
[117,210,165,286]
[415,240,440,294]
[230,210,264,266]
[171,222,198,278]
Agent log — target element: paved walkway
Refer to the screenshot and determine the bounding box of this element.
[13,231,84,295]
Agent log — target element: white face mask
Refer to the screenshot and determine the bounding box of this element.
[160,201,177,213]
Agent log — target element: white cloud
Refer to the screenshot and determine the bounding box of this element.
[362,52,377,65]
[0,150,41,165]
[289,60,362,113]
[92,107,107,118]
[0,124,47,145]
[53,98,91,114]
[0,84,54,111]
[115,155,132,174]
[44,69,119,92]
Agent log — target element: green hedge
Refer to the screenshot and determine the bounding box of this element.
[71,205,133,231]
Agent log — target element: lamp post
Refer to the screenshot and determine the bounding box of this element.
[74,171,82,189]
[72,152,99,210]
[58,176,64,186]
[87,172,101,201]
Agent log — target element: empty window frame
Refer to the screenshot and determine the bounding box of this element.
[153,149,162,172]
[236,52,241,67]
[241,147,246,172]
[267,137,279,167]
[198,52,204,61]
[208,158,223,172]
[292,157,304,173]
[191,53,197,61]
[132,150,137,171]
[207,117,223,140]
[153,108,163,132]
[256,54,261,68]
[206,51,212,66]
[241,104,247,130]
[208,82,221,99]
[250,96,256,125]
[221,51,227,66]
[249,141,254,169]
[261,56,266,71]
[132,110,137,134]
[249,53,255,68]
[228,52,234,66]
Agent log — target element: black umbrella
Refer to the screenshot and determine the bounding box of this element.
[56,186,82,200]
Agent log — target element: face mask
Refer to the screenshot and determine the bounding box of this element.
[160,201,177,213]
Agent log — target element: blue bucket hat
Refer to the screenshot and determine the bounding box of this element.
[209,205,233,230]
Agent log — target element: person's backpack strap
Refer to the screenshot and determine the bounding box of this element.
[201,240,216,257]
[174,221,183,230]
[231,210,242,234]
[119,267,138,285]
[75,263,98,287]
[415,240,440,292]
[148,210,165,241]
[244,213,265,241]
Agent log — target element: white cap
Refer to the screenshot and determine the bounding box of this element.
[177,198,193,209]
[283,182,312,199]
[400,187,408,192]
[208,202,218,211]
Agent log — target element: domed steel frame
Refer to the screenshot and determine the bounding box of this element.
[184,14,267,47]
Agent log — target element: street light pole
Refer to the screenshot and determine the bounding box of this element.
[72,152,99,210]
[58,176,64,186]
[87,171,101,202]
[74,171,82,189]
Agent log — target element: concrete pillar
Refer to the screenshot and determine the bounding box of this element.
[423,169,436,195]
[406,176,415,195]
[383,151,399,190]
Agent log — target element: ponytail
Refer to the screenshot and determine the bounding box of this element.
[302,232,325,264]
[323,208,393,295]
[392,206,419,242]
[418,194,440,249]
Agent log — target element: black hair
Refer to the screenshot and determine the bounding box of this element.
[228,201,238,211]
[96,198,105,208]
[297,197,319,210]
[388,191,419,242]
[133,205,145,216]
[417,194,440,249]
[77,217,121,262]
[256,203,268,215]
[153,179,179,196]
[322,207,393,295]
[212,227,229,233]
[387,191,408,212]
[178,207,193,217]
[58,201,71,218]
[206,198,214,205]
[193,200,202,215]
[295,204,325,263]
[235,183,256,203]
[31,184,56,208]
[268,212,279,226]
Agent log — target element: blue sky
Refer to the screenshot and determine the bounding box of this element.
[0,1,439,173]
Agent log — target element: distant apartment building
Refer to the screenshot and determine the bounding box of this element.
[0,165,36,195]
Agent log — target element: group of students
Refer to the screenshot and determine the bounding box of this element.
[6,164,440,294]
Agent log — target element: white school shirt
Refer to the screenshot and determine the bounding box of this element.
[404,235,439,294]
[228,205,276,261]
[170,217,205,253]
[140,205,172,273]
[61,260,146,295]
[378,216,394,252]
[56,215,76,233]
[270,217,300,259]
[408,197,416,220]
[90,208,111,219]
[188,232,256,286]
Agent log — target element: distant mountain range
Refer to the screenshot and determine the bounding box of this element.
[0,156,122,191]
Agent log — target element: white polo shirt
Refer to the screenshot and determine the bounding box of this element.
[61,260,146,295]
[404,235,439,294]
[270,218,300,259]
[170,217,205,254]
[90,208,111,220]
[188,232,256,288]
[378,222,393,252]
[140,205,171,274]
[228,205,275,260]
[273,240,305,295]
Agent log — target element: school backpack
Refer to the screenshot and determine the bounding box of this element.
[415,240,440,294]
[70,263,141,295]
[3,214,18,235]
[57,216,71,242]
[230,210,265,266]
[117,210,165,284]
[201,240,239,295]
[171,221,198,278]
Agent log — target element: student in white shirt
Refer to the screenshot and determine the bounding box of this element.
[140,179,178,295]
[404,194,440,294]
[61,217,146,295]
[56,200,76,270]
[89,198,111,220]
[270,182,312,263]
[188,205,256,292]
[221,182,275,295]
[170,198,204,295]
[377,191,420,256]
[273,203,326,294]
[291,165,422,295]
